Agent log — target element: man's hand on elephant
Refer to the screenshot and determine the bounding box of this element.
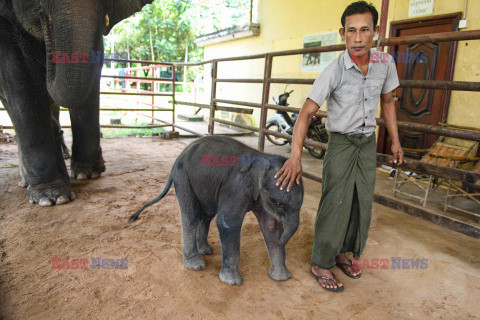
[391,142,404,165]
[275,157,303,192]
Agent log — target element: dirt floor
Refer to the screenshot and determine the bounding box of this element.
[1,136,479,320]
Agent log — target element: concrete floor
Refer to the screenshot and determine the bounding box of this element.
[1,129,479,318]
[172,127,480,318]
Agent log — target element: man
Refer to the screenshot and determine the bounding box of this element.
[275,1,404,292]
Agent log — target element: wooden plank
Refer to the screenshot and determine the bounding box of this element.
[374,194,480,239]
[377,153,480,184]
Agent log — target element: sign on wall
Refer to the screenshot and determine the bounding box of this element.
[301,31,338,72]
[408,0,434,18]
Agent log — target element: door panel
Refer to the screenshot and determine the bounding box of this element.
[377,13,461,157]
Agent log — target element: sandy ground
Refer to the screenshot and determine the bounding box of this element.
[1,136,479,320]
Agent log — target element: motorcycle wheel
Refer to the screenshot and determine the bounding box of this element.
[307,130,326,159]
[265,123,288,146]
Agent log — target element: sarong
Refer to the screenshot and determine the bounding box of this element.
[311,132,376,269]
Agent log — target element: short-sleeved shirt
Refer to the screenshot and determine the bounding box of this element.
[307,49,400,136]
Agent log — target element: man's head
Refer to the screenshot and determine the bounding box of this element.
[339,1,379,60]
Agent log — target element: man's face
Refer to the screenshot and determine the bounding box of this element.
[339,12,379,59]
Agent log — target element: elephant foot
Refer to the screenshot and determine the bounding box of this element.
[197,243,213,255]
[268,266,292,281]
[18,179,28,188]
[219,268,242,285]
[27,179,76,206]
[183,255,206,270]
[70,156,106,180]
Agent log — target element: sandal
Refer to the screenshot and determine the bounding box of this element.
[336,259,362,279]
[310,270,344,293]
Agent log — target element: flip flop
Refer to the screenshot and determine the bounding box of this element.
[336,259,362,279]
[310,270,344,293]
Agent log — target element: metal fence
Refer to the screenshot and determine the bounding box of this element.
[1,29,480,186]
[181,29,480,185]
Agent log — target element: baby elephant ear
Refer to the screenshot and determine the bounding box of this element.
[239,154,271,172]
[239,155,271,201]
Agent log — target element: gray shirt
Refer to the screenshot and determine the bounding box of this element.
[307,49,400,136]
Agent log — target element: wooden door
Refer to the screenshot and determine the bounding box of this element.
[377,13,461,157]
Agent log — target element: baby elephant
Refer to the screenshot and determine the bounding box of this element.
[129,136,304,285]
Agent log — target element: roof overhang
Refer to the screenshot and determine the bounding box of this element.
[194,23,260,46]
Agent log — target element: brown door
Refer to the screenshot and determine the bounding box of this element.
[377,13,461,157]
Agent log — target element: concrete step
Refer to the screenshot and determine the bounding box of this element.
[177,114,204,122]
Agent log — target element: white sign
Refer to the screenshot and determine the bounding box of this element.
[408,0,434,17]
[301,31,338,72]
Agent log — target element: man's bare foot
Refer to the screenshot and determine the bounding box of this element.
[311,265,343,290]
[336,253,361,278]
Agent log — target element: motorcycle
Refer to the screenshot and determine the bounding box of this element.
[265,88,328,159]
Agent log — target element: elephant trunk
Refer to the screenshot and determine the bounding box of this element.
[41,1,105,107]
[278,213,299,247]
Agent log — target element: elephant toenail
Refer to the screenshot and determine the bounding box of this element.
[77,173,87,180]
[39,198,53,207]
[56,196,69,205]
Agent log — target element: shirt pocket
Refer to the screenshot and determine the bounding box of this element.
[335,83,360,105]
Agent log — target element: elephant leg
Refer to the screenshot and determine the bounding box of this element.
[3,96,72,206]
[253,209,292,281]
[174,178,206,270]
[196,214,215,255]
[216,207,247,285]
[68,80,105,180]
[17,147,28,188]
[0,37,73,206]
[51,103,70,159]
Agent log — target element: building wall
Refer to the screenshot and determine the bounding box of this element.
[201,0,480,131]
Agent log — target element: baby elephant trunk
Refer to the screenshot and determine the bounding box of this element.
[278,214,300,247]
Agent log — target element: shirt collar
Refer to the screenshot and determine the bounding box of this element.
[343,49,355,69]
[343,49,374,73]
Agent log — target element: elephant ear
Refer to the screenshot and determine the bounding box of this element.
[105,0,153,34]
[240,156,271,201]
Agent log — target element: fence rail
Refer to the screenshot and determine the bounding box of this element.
[2,29,480,184]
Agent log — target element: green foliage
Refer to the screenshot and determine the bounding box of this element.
[105,0,203,71]
[103,0,256,88]
[197,0,254,34]
[0,164,19,168]
[101,122,166,138]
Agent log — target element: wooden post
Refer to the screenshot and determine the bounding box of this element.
[172,65,176,127]
[250,0,253,24]
[151,66,155,124]
[377,0,390,51]
[209,61,218,135]
[258,54,272,151]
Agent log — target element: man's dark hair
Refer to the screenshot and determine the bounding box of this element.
[341,1,378,28]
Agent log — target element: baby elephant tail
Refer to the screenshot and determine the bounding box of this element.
[128,171,174,224]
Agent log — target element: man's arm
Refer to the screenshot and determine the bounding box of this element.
[380,91,404,165]
[275,98,319,191]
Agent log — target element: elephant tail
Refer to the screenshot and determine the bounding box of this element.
[128,171,174,224]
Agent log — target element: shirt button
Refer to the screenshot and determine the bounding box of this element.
[364,98,367,101]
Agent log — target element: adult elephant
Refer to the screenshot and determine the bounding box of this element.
[0,0,152,206]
